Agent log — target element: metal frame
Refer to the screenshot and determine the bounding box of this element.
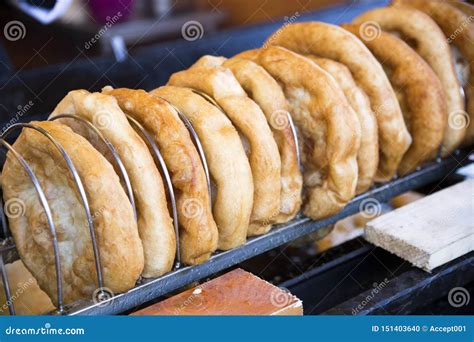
[125,114,181,268]
[49,114,137,218]
[66,150,472,315]
[0,131,64,313]
[0,124,471,316]
[124,98,219,268]
[190,89,301,168]
[161,98,212,201]
[48,113,184,268]
[0,122,110,313]
[0,105,220,313]
[174,108,212,201]
[0,0,459,316]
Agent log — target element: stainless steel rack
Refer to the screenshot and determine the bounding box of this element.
[0,129,474,315]
[0,0,471,316]
[0,99,220,314]
[66,149,471,315]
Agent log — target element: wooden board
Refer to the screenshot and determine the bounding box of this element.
[365,179,474,272]
[132,268,303,315]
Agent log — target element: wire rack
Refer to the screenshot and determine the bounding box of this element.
[71,149,472,315]
[0,94,206,313]
[0,90,308,315]
[1,106,471,314]
[1,62,473,316]
[0,1,472,315]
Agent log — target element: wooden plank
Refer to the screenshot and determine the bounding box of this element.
[132,268,303,315]
[365,179,474,272]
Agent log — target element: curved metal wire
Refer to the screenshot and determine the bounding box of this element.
[155,96,212,204]
[0,181,15,316]
[191,89,302,169]
[168,102,212,205]
[48,114,137,219]
[0,193,16,315]
[0,197,10,239]
[174,110,211,201]
[1,123,104,297]
[0,137,64,313]
[191,90,224,112]
[125,115,181,269]
[285,112,301,169]
[0,243,15,315]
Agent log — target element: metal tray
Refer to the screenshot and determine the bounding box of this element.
[67,150,472,315]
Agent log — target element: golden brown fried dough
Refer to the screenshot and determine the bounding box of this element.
[233,47,360,219]
[265,21,411,181]
[151,86,254,250]
[191,55,226,68]
[168,64,281,236]
[222,58,302,221]
[2,121,143,305]
[304,56,378,193]
[191,55,303,222]
[50,90,174,278]
[353,6,465,154]
[393,0,474,146]
[448,1,474,16]
[466,76,474,146]
[344,24,446,175]
[0,260,55,315]
[102,87,217,265]
[393,0,473,54]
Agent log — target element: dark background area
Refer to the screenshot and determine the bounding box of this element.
[0,0,347,70]
[0,0,384,125]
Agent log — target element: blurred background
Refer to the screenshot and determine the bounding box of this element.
[0,0,349,70]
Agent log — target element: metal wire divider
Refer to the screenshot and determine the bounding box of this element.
[0,104,214,314]
[1,102,467,315]
[189,89,301,169]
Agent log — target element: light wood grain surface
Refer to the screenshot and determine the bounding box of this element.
[366,179,474,272]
